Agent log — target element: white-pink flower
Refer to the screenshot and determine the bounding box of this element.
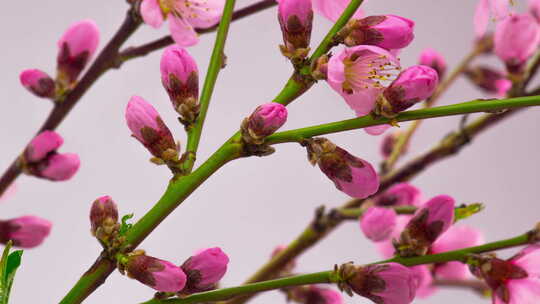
[312,0,364,22]
[140,0,225,47]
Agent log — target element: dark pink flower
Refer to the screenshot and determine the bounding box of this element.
[140,0,224,47]
[360,207,397,242]
[376,183,422,207]
[418,48,446,78]
[25,131,64,163]
[343,15,415,50]
[39,153,81,181]
[494,14,540,72]
[19,69,55,98]
[126,254,187,292]
[181,247,229,292]
[306,138,379,199]
[0,216,52,248]
[278,0,313,54]
[242,103,288,144]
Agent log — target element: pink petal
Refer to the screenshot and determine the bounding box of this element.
[364,125,391,136]
[141,0,165,28]
[474,0,490,38]
[169,15,199,47]
[177,0,224,29]
[504,277,540,304]
[312,0,364,22]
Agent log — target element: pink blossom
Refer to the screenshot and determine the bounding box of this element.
[0,216,52,248]
[25,131,64,163]
[243,103,288,144]
[160,45,199,115]
[125,96,177,158]
[278,0,313,52]
[39,153,81,181]
[344,15,414,50]
[348,263,417,304]
[474,0,509,38]
[376,183,422,207]
[410,265,436,298]
[431,225,484,280]
[465,66,511,97]
[327,45,400,117]
[376,215,411,258]
[140,0,224,47]
[418,48,447,78]
[530,0,540,21]
[126,254,187,292]
[364,125,391,136]
[306,138,379,199]
[19,69,55,98]
[181,247,229,292]
[378,65,439,117]
[360,207,397,242]
[494,14,540,72]
[89,196,119,237]
[312,0,364,22]
[57,20,100,84]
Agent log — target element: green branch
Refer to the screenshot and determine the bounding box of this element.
[266,95,540,144]
[181,0,237,173]
[142,231,533,304]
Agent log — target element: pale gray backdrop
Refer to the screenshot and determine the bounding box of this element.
[1,0,538,303]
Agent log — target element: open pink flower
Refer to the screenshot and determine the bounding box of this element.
[306,138,379,199]
[0,216,52,248]
[140,0,224,47]
[431,225,484,280]
[327,45,400,117]
[312,0,364,22]
[474,0,509,38]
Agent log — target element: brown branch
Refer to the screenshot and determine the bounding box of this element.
[117,0,277,63]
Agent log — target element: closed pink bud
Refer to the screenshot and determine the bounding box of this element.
[126,254,187,292]
[347,263,416,304]
[0,216,52,248]
[25,131,64,163]
[418,48,447,78]
[494,14,540,73]
[160,46,199,120]
[57,20,100,85]
[397,195,455,256]
[125,96,177,159]
[360,207,397,242]
[343,15,415,50]
[465,65,511,97]
[530,0,540,21]
[410,265,436,298]
[291,285,343,304]
[327,45,401,117]
[378,65,439,117]
[181,247,229,292]
[380,131,403,159]
[242,103,288,144]
[306,138,379,199]
[376,183,422,207]
[278,0,313,54]
[431,225,484,280]
[39,153,81,181]
[19,69,55,98]
[89,196,119,240]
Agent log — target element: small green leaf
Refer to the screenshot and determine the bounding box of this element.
[455,203,484,222]
[119,213,134,236]
[0,242,23,304]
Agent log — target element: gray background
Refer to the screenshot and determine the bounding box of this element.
[1,0,538,303]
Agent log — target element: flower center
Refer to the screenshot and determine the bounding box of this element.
[342,51,400,94]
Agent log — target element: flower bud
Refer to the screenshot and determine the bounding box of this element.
[531,0,540,22]
[465,66,511,97]
[38,153,81,181]
[345,263,416,304]
[56,20,100,86]
[397,195,455,256]
[342,15,415,50]
[181,247,229,292]
[241,103,288,145]
[0,216,52,248]
[278,0,313,60]
[376,183,422,207]
[360,207,397,242]
[90,196,119,242]
[125,96,178,160]
[380,131,402,159]
[494,14,540,73]
[24,131,64,163]
[306,138,379,199]
[418,48,446,79]
[126,254,187,292]
[290,285,342,304]
[376,65,439,118]
[160,46,199,123]
[19,69,55,98]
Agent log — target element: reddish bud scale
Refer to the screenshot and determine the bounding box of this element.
[242,103,288,145]
[89,196,119,240]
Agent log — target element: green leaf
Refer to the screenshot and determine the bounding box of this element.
[455,203,484,222]
[119,213,134,236]
[0,241,23,304]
